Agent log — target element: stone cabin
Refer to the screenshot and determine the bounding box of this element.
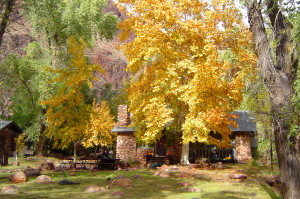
[0,121,22,166]
[112,105,257,164]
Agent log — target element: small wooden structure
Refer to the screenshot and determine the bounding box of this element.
[0,121,22,166]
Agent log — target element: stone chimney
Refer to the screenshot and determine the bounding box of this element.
[114,105,137,162]
[117,105,130,126]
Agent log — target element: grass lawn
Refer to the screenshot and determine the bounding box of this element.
[0,158,281,199]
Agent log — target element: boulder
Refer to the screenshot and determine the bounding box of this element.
[36,175,51,181]
[178,181,192,187]
[154,170,170,178]
[176,172,195,179]
[23,168,41,177]
[114,175,126,179]
[68,172,77,176]
[39,181,55,184]
[9,171,27,183]
[132,175,143,179]
[58,180,80,185]
[158,164,169,170]
[265,175,281,186]
[211,162,223,169]
[110,178,133,187]
[195,158,208,166]
[184,187,202,192]
[83,185,106,193]
[229,174,248,180]
[1,185,18,194]
[111,191,125,197]
[12,161,20,166]
[39,162,55,171]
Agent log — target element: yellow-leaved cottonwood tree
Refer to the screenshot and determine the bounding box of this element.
[118,0,256,164]
[82,101,115,147]
[42,37,115,148]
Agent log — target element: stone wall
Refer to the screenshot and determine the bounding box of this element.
[166,144,182,163]
[136,148,154,166]
[235,132,252,163]
[116,132,137,162]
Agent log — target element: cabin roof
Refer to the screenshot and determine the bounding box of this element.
[230,111,257,132]
[0,121,22,133]
[111,111,257,133]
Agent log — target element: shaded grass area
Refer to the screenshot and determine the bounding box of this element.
[0,157,281,199]
[0,157,58,171]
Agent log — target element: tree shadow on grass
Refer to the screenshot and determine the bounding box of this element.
[201,190,257,199]
[0,169,279,199]
[259,183,281,199]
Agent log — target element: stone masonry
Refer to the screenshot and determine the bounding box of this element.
[136,148,154,166]
[117,105,130,126]
[116,132,137,162]
[235,132,252,163]
[115,105,137,162]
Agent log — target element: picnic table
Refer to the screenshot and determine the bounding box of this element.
[60,158,122,170]
[60,159,98,170]
[98,158,121,170]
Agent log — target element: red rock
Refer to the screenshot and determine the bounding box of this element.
[23,168,41,177]
[111,178,133,187]
[158,165,169,170]
[111,191,125,197]
[184,187,202,192]
[1,185,18,194]
[132,174,143,179]
[83,185,106,193]
[178,181,192,187]
[154,170,170,177]
[39,162,55,171]
[9,171,27,183]
[36,175,51,181]
[229,174,248,180]
[68,172,76,176]
[176,172,195,179]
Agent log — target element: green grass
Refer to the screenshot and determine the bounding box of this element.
[0,157,59,171]
[0,157,281,199]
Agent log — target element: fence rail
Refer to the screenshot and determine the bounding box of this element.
[189,148,232,163]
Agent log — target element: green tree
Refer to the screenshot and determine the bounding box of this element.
[0,42,54,155]
[1,0,118,154]
[24,0,117,60]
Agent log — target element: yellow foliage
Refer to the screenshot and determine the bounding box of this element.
[42,37,115,148]
[82,101,115,147]
[15,134,26,153]
[118,0,256,148]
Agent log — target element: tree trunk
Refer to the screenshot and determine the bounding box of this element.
[0,0,15,47]
[246,1,300,198]
[180,143,190,165]
[35,122,46,156]
[273,116,300,198]
[35,109,47,156]
[270,130,273,172]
